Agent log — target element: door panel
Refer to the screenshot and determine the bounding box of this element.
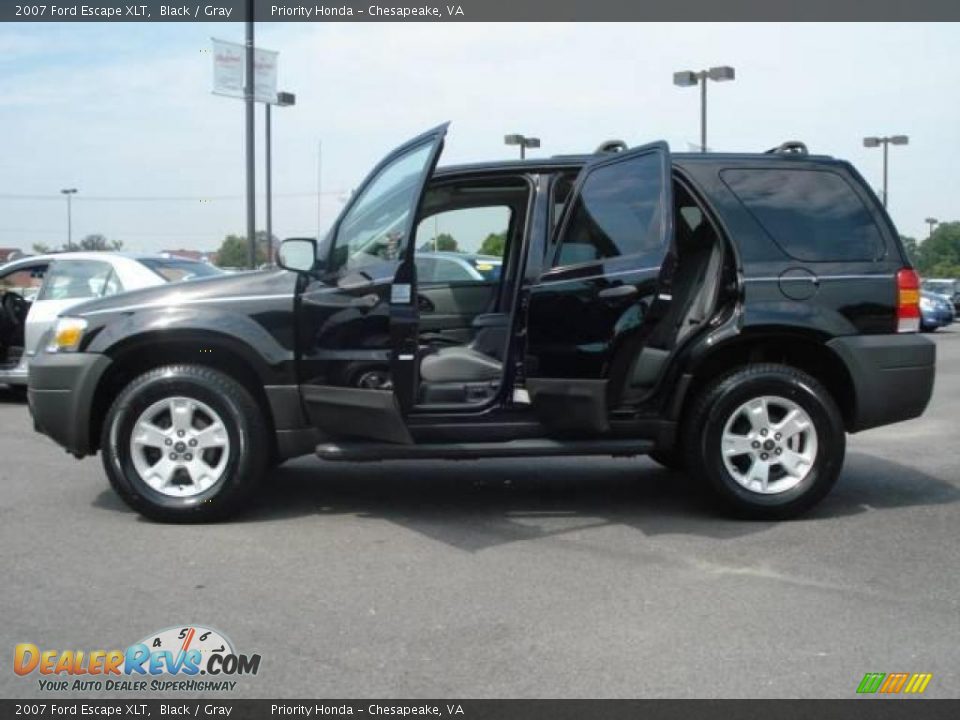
[523,142,673,428]
[297,124,448,440]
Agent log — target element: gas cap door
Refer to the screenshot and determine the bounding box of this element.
[778,267,819,301]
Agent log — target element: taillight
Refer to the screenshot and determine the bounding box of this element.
[897,268,921,333]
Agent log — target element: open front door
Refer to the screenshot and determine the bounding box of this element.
[298,124,448,443]
[522,141,673,435]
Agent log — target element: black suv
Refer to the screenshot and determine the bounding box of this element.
[28,125,935,522]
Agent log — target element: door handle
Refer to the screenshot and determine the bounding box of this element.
[417,294,435,312]
[597,285,638,300]
[349,293,380,310]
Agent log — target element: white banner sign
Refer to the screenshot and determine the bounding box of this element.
[212,38,278,104]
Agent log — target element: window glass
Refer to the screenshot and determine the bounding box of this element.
[331,141,435,276]
[551,173,578,231]
[721,168,885,261]
[553,153,664,267]
[414,205,511,285]
[139,258,223,282]
[38,260,116,301]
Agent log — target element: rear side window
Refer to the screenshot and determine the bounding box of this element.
[721,168,884,262]
[38,260,121,301]
[553,153,664,268]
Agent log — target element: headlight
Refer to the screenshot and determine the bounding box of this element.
[46,317,88,353]
[919,298,933,311]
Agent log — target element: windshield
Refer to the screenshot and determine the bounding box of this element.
[140,258,223,282]
[330,141,435,276]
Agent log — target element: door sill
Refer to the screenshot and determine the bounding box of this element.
[316,437,653,462]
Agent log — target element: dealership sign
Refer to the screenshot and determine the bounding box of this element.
[212,38,278,104]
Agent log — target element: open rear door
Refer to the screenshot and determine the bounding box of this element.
[298,124,448,443]
[522,141,673,435]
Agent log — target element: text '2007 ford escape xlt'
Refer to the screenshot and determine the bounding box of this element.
[28,126,935,522]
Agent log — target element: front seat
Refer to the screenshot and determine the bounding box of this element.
[420,345,502,383]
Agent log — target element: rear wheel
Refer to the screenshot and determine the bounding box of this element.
[101,365,268,523]
[684,364,845,520]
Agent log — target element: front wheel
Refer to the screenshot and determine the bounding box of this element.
[101,365,269,523]
[684,364,845,520]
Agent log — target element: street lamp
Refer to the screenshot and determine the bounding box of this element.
[60,188,78,251]
[863,134,909,208]
[504,134,540,160]
[673,66,735,153]
[925,217,938,240]
[265,90,296,266]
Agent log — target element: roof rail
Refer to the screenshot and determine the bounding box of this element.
[595,139,628,154]
[765,140,808,156]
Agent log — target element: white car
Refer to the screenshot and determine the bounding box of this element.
[0,252,222,389]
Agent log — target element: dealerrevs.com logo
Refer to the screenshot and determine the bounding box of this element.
[14,625,261,693]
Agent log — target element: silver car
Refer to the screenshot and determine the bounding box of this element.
[0,252,221,389]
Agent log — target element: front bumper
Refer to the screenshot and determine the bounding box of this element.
[827,334,936,432]
[28,352,111,457]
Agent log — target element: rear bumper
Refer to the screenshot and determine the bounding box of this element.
[827,334,935,432]
[28,352,111,457]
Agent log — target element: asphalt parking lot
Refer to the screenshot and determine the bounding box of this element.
[2,331,959,700]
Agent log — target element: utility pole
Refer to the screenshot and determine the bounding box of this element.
[244,0,256,269]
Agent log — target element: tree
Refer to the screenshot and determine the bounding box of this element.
[420,233,459,252]
[915,222,960,278]
[900,235,918,266]
[215,232,273,268]
[77,234,123,252]
[29,235,121,254]
[478,231,506,257]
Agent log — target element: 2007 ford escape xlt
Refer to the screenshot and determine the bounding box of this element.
[28,126,935,522]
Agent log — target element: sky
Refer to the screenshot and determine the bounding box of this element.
[1,21,958,254]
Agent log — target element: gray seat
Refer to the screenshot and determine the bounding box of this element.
[420,346,502,383]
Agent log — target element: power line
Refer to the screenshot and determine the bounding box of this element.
[0,190,349,202]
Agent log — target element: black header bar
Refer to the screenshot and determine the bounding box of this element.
[2,0,960,22]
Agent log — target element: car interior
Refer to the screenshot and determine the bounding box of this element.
[414,176,531,406]
[0,264,47,371]
[336,168,732,412]
[617,179,732,402]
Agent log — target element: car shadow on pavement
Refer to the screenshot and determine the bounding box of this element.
[106,448,952,551]
[91,450,959,550]
[0,386,27,404]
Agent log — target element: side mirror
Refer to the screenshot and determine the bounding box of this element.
[277,238,317,273]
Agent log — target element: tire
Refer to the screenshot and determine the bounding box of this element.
[101,365,268,523]
[683,363,845,520]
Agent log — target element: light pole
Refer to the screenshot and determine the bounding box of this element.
[265,91,295,266]
[244,0,256,269]
[925,217,938,240]
[60,188,77,251]
[504,134,540,160]
[673,66,735,153]
[863,135,909,208]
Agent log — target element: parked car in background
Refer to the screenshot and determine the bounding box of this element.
[0,252,221,390]
[920,290,955,331]
[415,252,503,283]
[921,278,960,314]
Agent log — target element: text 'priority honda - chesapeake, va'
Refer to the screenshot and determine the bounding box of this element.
[28,126,935,522]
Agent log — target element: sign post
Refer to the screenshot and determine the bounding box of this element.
[212,30,280,268]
